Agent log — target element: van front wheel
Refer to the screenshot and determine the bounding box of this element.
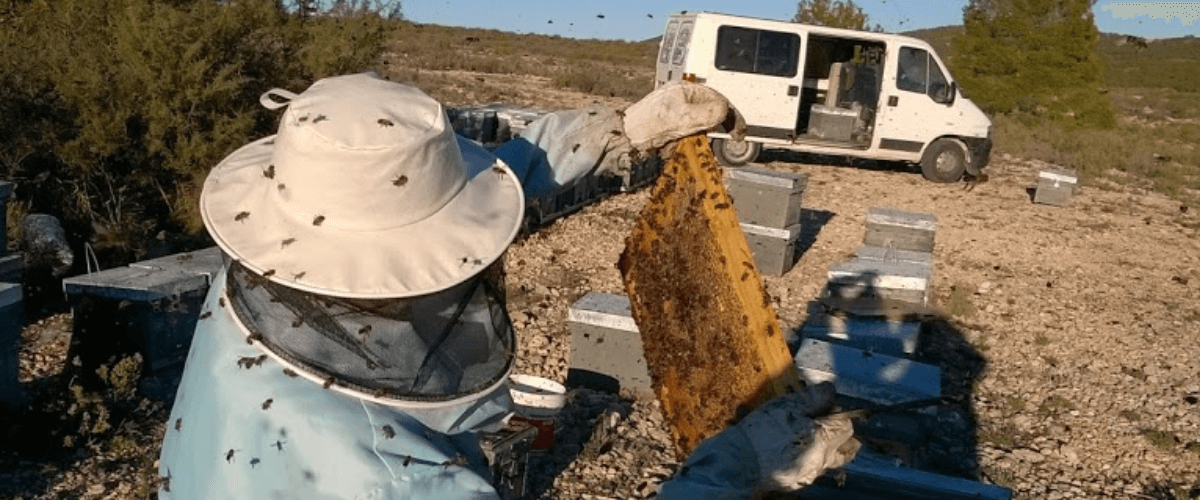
[920,139,967,183]
[711,138,761,167]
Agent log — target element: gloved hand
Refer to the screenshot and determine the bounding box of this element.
[495,81,743,199]
[658,382,860,500]
[622,80,745,157]
[740,381,861,493]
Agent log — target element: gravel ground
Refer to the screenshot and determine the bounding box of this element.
[4,70,1200,499]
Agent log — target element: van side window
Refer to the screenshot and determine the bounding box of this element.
[927,56,950,101]
[715,26,800,77]
[896,46,927,93]
[660,22,679,64]
[672,22,693,66]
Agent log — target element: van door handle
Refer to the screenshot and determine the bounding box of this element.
[888,95,899,107]
[787,85,799,97]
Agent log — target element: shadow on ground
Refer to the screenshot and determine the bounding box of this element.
[783,274,998,497]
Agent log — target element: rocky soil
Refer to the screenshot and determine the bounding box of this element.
[5,69,1200,499]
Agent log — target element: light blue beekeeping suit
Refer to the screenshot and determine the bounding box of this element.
[158,268,510,500]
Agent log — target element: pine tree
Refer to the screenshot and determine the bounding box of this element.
[793,0,877,31]
[952,0,1115,128]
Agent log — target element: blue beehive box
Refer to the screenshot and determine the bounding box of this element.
[63,247,224,373]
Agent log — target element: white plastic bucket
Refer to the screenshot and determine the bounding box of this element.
[509,374,566,419]
[508,374,566,450]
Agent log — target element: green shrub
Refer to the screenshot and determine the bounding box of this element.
[0,0,392,266]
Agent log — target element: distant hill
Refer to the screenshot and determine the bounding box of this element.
[904,26,1200,93]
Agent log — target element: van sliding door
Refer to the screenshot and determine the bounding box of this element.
[706,25,803,139]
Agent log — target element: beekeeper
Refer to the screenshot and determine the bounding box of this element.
[158,72,856,500]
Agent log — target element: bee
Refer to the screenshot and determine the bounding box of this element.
[741,315,749,326]
[358,324,372,337]
[714,203,730,210]
[254,355,268,367]
[277,183,286,191]
[491,166,507,178]
[281,238,296,248]
[323,377,334,389]
[262,269,276,278]
[235,211,251,222]
[312,215,325,226]
[292,317,304,328]
[237,356,257,369]
[441,455,468,468]
[378,118,394,127]
[273,440,286,452]
[159,471,172,492]
[312,114,328,123]
[298,115,310,123]
[381,425,396,439]
[282,368,298,378]
[303,470,315,481]
[402,455,413,467]
[199,311,212,320]
[218,297,226,308]
[225,449,237,463]
[250,457,261,468]
[246,332,263,345]
[174,418,182,432]
[572,143,580,153]
[263,165,275,179]
[709,191,720,200]
[742,261,754,269]
[262,398,273,410]
[740,272,749,282]
[392,175,408,187]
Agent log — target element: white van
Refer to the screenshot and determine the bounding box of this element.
[656,12,992,182]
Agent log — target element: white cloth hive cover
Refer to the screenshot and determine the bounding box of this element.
[201,73,524,299]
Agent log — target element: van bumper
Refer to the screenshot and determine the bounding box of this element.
[963,135,992,176]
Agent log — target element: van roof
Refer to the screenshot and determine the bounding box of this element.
[668,11,935,52]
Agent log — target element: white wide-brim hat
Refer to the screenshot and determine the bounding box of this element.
[201,73,524,298]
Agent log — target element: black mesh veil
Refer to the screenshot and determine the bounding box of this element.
[226,262,515,402]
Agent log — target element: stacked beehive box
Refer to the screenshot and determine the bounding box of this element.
[63,247,224,375]
[789,207,942,407]
[826,207,936,306]
[564,292,653,399]
[1033,167,1078,207]
[724,166,809,277]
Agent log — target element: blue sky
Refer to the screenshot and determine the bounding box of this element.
[405,1,1198,41]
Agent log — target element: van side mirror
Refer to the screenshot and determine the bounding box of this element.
[946,82,957,106]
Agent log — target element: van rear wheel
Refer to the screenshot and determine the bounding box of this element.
[711,138,760,167]
[920,138,967,183]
